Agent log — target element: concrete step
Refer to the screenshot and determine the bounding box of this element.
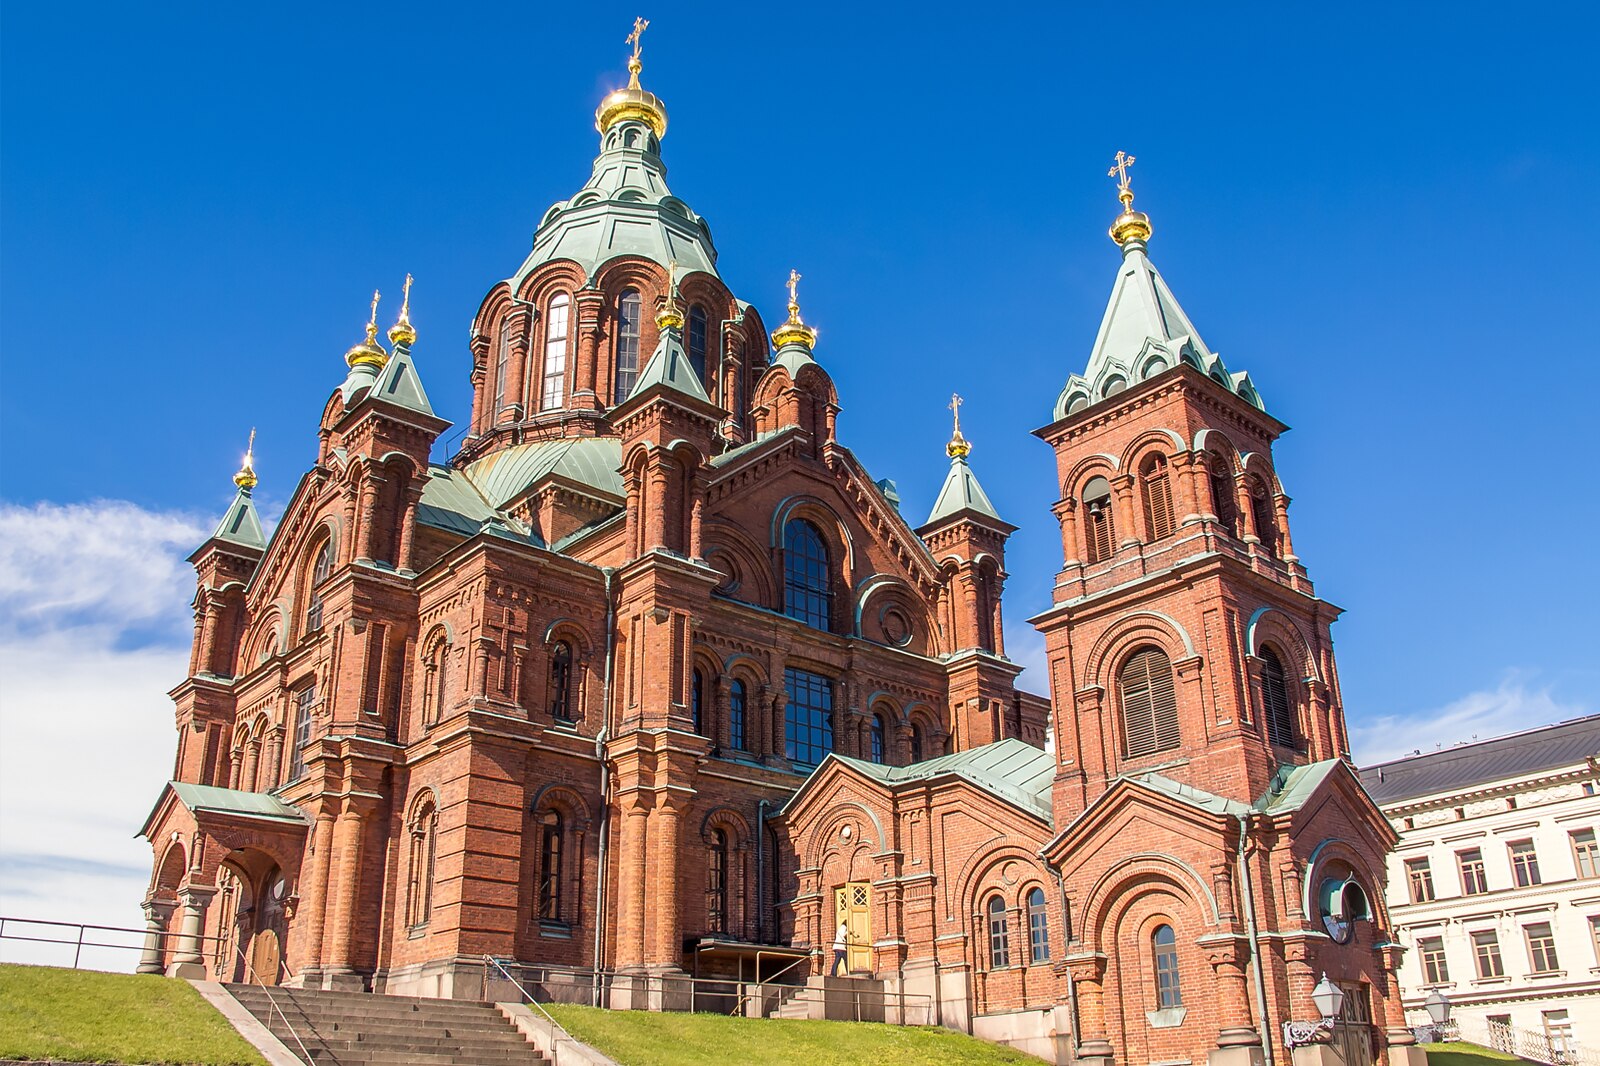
[224,983,546,1066]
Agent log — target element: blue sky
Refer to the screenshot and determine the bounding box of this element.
[2,3,1597,952]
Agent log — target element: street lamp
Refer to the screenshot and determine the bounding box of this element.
[1285,973,1347,1048]
[1420,990,1452,1042]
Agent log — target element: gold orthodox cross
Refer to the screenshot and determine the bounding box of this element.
[401,273,413,313]
[368,288,381,328]
[667,258,680,294]
[246,427,256,461]
[1108,151,1136,199]
[627,17,649,61]
[949,392,964,435]
[786,269,801,312]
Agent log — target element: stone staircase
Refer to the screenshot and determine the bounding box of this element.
[769,975,886,1022]
[226,984,547,1066]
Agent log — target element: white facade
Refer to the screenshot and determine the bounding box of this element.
[1364,722,1600,1054]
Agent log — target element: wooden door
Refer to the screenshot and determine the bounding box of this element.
[833,882,872,974]
[1331,981,1373,1066]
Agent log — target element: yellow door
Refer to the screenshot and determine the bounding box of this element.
[833,882,872,974]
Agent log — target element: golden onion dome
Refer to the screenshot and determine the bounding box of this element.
[346,289,388,368]
[596,57,668,138]
[233,429,258,490]
[1106,149,1152,246]
[946,430,972,459]
[656,300,684,331]
[770,268,817,350]
[387,273,417,348]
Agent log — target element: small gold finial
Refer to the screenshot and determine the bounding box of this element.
[234,428,259,490]
[388,273,417,347]
[345,288,389,368]
[771,268,818,350]
[946,393,972,458]
[656,258,685,330]
[625,17,649,87]
[1107,149,1153,246]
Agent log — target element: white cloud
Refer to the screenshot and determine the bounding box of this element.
[0,500,205,971]
[1348,675,1590,767]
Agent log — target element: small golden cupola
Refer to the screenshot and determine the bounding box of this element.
[1107,150,1153,247]
[770,269,818,352]
[345,289,389,368]
[233,428,258,490]
[595,18,668,138]
[387,273,417,349]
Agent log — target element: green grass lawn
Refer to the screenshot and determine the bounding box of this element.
[1424,1042,1528,1066]
[0,963,266,1065]
[544,1003,1042,1066]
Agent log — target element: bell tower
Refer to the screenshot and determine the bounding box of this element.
[1033,155,1350,826]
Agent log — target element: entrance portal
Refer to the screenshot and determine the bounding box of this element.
[832,882,872,975]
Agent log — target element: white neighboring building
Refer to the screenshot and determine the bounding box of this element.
[1359,715,1600,1057]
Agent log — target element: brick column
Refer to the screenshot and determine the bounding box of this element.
[1173,451,1204,525]
[649,793,685,968]
[1111,473,1139,547]
[339,483,359,565]
[137,899,175,974]
[325,800,372,974]
[573,289,605,410]
[298,810,336,968]
[1205,939,1261,1047]
[1377,944,1417,1048]
[1052,498,1079,566]
[356,473,383,562]
[616,794,650,969]
[769,688,787,761]
[397,484,425,573]
[1067,954,1114,1066]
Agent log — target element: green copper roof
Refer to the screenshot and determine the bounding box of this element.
[628,324,710,404]
[339,360,381,405]
[210,487,265,551]
[833,737,1055,822]
[514,120,718,284]
[464,437,625,508]
[167,782,309,825]
[1054,239,1265,419]
[1124,758,1346,820]
[923,454,1003,527]
[367,344,436,418]
[770,340,819,378]
[416,464,526,539]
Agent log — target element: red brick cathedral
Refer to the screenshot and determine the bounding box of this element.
[139,30,1420,1066]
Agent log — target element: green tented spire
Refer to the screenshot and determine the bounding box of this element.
[627,304,711,404]
[368,338,437,418]
[923,395,1005,527]
[212,435,266,551]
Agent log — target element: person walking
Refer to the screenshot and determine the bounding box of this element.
[832,920,851,976]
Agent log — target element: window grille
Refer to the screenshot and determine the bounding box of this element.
[1260,648,1298,749]
[729,679,746,751]
[783,519,832,630]
[1027,888,1050,964]
[1153,924,1182,1008]
[1141,455,1174,540]
[987,896,1010,969]
[539,814,563,922]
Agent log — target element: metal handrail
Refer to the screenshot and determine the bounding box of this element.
[229,943,312,1066]
[482,954,564,1030]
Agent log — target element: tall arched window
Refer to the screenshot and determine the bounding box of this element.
[426,641,450,727]
[289,684,316,781]
[869,713,887,764]
[1083,477,1115,563]
[538,812,563,922]
[613,289,642,403]
[304,541,332,634]
[547,642,574,722]
[910,722,925,763]
[729,679,747,752]
[1209,458,1238,538]
[784,667,833,766]
[1153,924,1182,1008]
[783,519,832,630]
[1027,887,1050,964]
[1260,647,1298,749]
[1120,646,1180,758]
[707,828,728,933]
[493,318,514,418]
[406,798,438,928]
[691,668,706,735]
[987,895,1010,968]
[1140,454,1174,541]
[688,304,708,384]
[540,294,570,410]
[1249,478,1278,556]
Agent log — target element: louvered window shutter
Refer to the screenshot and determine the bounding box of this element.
[1251,487,1277,556]
[1143,460,1174,541]
[1260,648,1297,748]
[1121,648,1179,757]
[1088,503,1115,562]
[1210,465,1237,537]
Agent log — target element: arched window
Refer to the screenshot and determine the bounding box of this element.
[613,289,642,404]
[1153,924,1182,1008]
[1028,887,1050,964]
[538,812,563,922]
[869,713,887,764]
[707,828,728,933]
[540,294,570,410]
[547,642,574,722]
[1209,458,1238,537]
[289,684,316,781]
[406,799,438,927]
[1140,454,1174,541]
[1083,477,1115,563]
[729,679,747,751]
[691,668,706,735]
[688,304,708,384]
[1120,646,1180,758]
[783,519,832,630]
[1260,647,1298,749]
[426,640,450,727]
[1250,479,1278,556]
[910,722,925,763]
[493,317,515,418]
[987,895,1010,969]
[304,541,332,634]
[784,667,833,766]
